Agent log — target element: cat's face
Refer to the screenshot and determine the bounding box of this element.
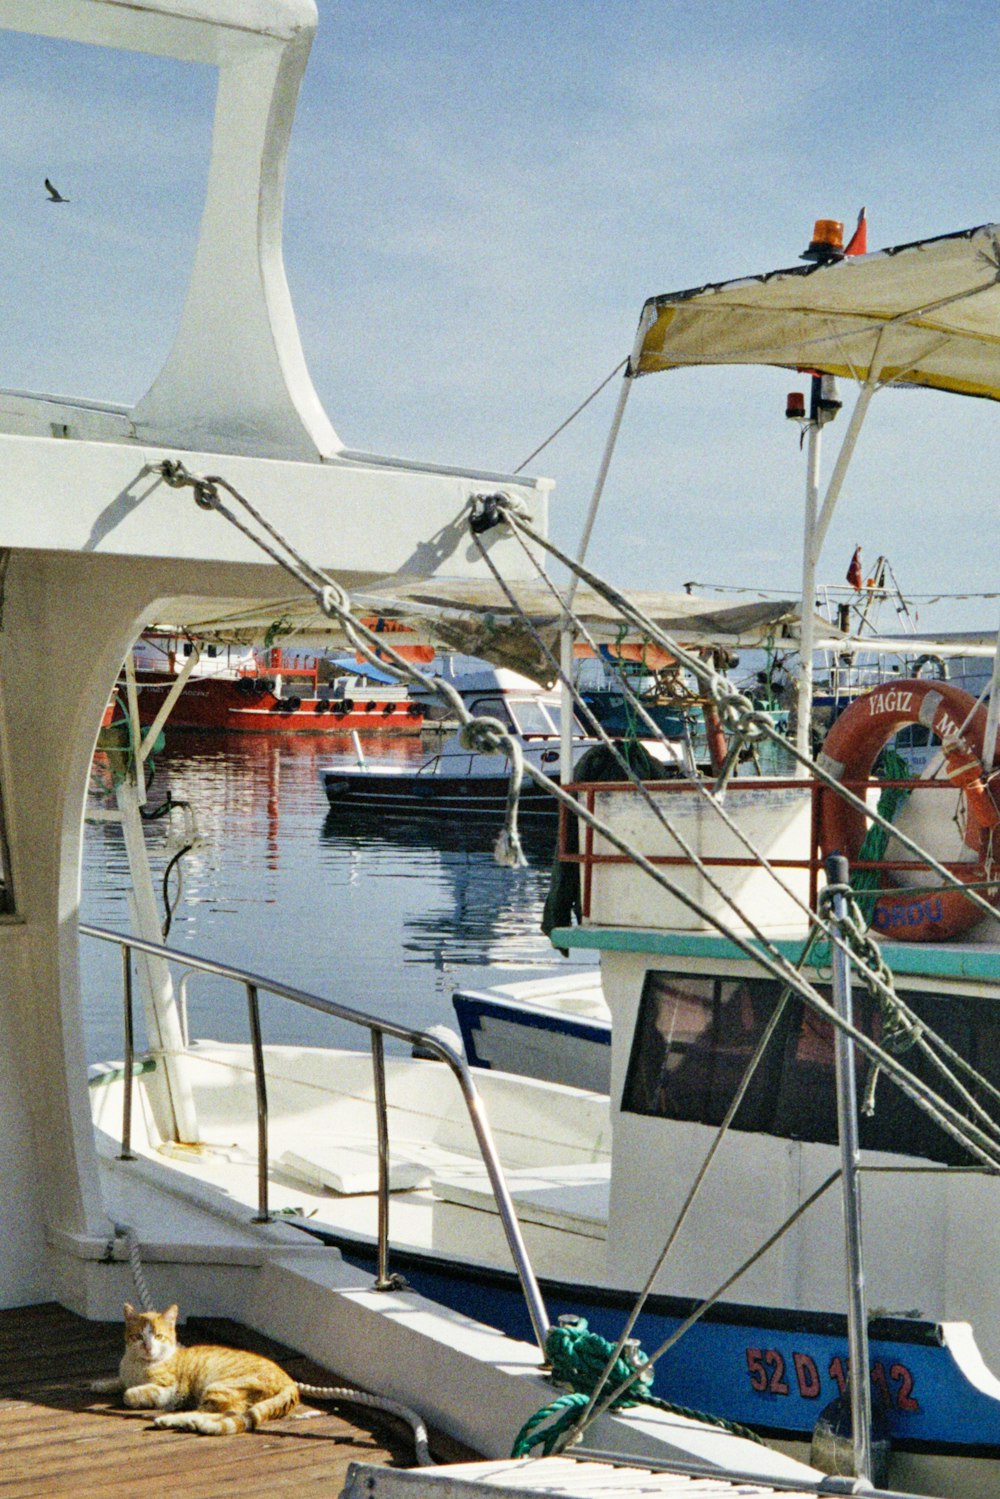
[123,1302,178,1365]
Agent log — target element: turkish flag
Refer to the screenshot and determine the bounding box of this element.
[845,208,867,257]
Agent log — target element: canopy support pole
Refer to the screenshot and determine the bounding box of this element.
[795,380,877,762]
[560,366,636,781]
[983,612,1000,770]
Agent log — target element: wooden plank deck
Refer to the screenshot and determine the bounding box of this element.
[0,1303,473,1499]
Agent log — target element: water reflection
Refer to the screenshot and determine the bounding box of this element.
[82,731,585,1065]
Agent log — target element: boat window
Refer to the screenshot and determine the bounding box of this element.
[541,700,585,736]
[892,723,934,750]
[507,699,555,737]
[468,696,513,730]
[621,969,1000,1165]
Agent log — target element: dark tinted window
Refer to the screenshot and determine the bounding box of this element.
[622,970,1000,1165]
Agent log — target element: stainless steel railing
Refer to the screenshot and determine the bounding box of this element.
[81,922,551,1353]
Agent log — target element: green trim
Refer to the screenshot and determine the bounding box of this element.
[88,1058,157,1088]
[549,927,1000,984]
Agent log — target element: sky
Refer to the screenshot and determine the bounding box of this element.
[1,0,998,634]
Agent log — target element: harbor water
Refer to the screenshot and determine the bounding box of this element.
[81,731,593,1065]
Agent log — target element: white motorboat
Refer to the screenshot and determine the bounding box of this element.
[321,663,605,818]
[5,4,1000,1497]
[451,970,612,1092]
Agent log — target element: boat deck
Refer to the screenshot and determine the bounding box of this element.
[0,1302,472,1499]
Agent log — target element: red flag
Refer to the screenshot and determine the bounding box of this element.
[846,545,863,589]
[844,207,867,257]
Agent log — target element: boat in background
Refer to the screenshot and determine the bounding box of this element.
[131,632,426,734]
[321,662,681,818]
[452,969,611,1092]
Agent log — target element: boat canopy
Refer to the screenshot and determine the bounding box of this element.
[159,582,832,683]
[635,223,1000,399]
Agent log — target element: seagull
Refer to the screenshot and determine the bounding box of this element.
[44,178,69,203]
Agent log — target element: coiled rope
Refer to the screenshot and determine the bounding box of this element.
[511,1317,762,1457]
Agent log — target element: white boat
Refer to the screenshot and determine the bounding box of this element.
[7,5,1000,1498]
[321,663,606,818]
[451,970,612,1092]
[0,0,827,1492]
[84,209,1000,1499]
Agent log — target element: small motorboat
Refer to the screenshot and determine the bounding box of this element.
[321,663,685,817]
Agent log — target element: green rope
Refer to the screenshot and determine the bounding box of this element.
[814,744,913,968]
[264,612,294,649]
[850,745,912,928]
[510,1317,763,1457]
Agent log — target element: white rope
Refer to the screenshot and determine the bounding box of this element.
[511,359,628,475]
[114,1223,154,1311]
[159,463,1000,1168]
[296,1381,434,1465]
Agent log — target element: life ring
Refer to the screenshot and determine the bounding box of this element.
[817,679,999,941]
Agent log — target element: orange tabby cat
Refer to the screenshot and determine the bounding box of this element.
[94,1302,300,1435]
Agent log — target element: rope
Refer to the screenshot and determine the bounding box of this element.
[512,360,628,474]
[510,1317,762,1457]
[850,746,913,925]
[296,1380,434,1465]
[458,715,526,867]
[114,1223,155,1312]
[159,464,1000,1172]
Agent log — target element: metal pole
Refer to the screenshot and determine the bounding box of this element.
[795,403,822,766]
[981,612,1000,772]
[371,1031,394,1289]
[120,942,135,1160]
[827,851,873,1483]
[561,365,637,783]
[246,981,270,1222]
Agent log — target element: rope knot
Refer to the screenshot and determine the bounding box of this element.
[545,1317,652,1404]
[320,583,351,620]
[459,716,510,755]
[468,491,529,535]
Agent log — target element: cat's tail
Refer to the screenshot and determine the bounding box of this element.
[153,1385,299,1436]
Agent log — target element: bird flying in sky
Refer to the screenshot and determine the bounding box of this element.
[44,178,69,202]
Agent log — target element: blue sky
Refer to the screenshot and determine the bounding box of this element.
[2,1,998,630]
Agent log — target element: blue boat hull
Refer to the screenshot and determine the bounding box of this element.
[310,1230,1000,1459]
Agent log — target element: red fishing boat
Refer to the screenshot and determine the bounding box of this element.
[130,633,426,734]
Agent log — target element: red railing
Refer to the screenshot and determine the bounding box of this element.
[558,775,979,922]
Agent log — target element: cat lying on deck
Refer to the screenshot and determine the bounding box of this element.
[91,1302,300,1435]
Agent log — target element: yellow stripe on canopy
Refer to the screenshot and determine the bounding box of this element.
[634,223,1000,400]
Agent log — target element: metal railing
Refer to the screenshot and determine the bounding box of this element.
[559,773,985,921]
[81,922,551,1353]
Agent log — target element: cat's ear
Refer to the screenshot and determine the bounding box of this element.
[124,1302,136,1320]
[164,1304,179,1327]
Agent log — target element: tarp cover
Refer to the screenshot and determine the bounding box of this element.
[167,581,818,684]
[635,223,1000,400]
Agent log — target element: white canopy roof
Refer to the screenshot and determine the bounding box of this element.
[634,223,1000,399]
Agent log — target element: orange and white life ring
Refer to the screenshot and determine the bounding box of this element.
[817,678,999,942]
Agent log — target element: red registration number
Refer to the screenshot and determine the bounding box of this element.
[745,1347,918,1411]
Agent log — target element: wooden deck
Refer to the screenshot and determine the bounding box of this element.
[0,1303,473,1499]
